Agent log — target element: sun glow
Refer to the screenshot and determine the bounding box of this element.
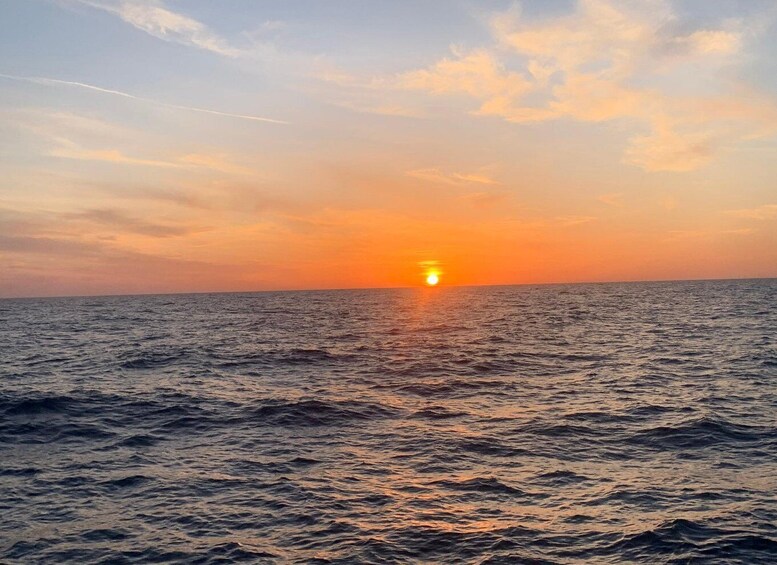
[425,272,440,286]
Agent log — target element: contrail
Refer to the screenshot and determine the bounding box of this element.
[0,73,288,125]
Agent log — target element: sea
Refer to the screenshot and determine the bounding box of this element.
[1,279,775,564]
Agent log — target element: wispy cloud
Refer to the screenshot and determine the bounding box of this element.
[178,154,254,175]
[7,110,255,173]
[53,144,254,175]
[554,215,598,227]
[72,0,240,57]
[724,204,777,220]
[505,214,598,229]
[666,228,754,241]
[406,167,498,186]
[459,191,510,208]
[0,73,287,124]
[52,145,183,168]
[0,230,258,297]
[334,100,424,118]
[597,193,623,206]
[66,208,201,237]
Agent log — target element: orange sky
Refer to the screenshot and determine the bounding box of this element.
[1,0,776,297]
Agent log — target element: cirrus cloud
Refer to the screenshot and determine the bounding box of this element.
[72,0,241,57]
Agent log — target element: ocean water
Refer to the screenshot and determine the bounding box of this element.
[1,279,775,564]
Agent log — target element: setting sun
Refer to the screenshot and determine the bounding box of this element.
[426,273,440,286]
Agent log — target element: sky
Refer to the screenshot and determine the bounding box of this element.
[0,0,776,297]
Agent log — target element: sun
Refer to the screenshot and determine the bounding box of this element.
[425,272,440,286]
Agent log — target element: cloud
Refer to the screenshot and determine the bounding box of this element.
[5,109,258,174]
[554,215,597,227]
[87,183,208,209]
[49,137,248,173]
[68,0,312,76]
[0,205,201,243]
[394,0,776,172]
[681,30,741,55]
[49,137,253,175]
[624,128,715,172]
[503,214,598,229]
[406,167,498,186]
[0,73,287,124]
[334,100,424,118]
[52,145,183,168]
[0,231,261,297]
[597,192,623,206]
[50,145,257,175]
[665,228,754,241]
[724,204,777,220]
[66,208,200,237]
[0,206,251,297]
[0,234,99,255]
[178,153,254,175]
[73,0,240,57]
[309,60,427,118]
[459,191,510,208]
[53,144,253,175]
[402,47,533,102]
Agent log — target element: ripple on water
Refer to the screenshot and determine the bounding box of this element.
[1,280,776,563]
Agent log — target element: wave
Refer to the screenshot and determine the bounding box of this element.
[115,434,161,448]
[2,395,75,416]
[230,456,321,475]
[118,349,187,370]
[0,421,115,445]
[455,436,528,458]
[0,467,40,477]
[80,528,130,542]
[249,398,400,427]
[379,524,545,563]
[431,477,530,496]
[533,470,590,485]
[381,378,511,397]
[628,416,775,449]
[520,420,611,440]
[607,518,777,561]
[214,347,356,369]
[410,406,468,419]
[277,347,354,365]
[101,475,153,490]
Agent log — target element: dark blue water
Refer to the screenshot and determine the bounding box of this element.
[1,280,776,563]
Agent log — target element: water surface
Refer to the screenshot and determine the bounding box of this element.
[1,280,776,563]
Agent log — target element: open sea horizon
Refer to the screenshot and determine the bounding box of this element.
[1,278,775,563]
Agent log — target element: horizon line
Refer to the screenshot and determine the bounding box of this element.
[1,275,774,301]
